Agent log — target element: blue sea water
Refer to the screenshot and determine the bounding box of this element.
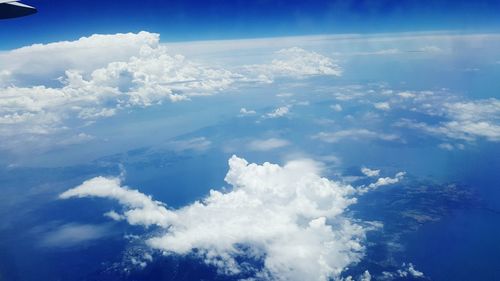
[405,209,500,281]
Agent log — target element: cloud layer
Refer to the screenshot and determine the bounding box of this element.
[0,32,239,149]
[0,32,342,152]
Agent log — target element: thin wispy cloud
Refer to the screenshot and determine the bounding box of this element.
[247,138,290,151]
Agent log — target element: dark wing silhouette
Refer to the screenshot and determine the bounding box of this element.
[0,0,36,19]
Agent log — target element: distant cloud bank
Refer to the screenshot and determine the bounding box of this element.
[0,32,341,152]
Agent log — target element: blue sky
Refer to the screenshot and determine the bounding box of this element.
[2,0,500,48]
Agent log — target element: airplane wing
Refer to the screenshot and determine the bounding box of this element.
[0,0,36,19]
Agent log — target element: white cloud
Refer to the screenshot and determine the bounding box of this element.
[367,172,405,190]
[272,47,342,76]
[341,271,373,281]
[0,32,240,148]
[1,34,346,151]
[239,107,257,116]
[398,98,500,142]
[60,176,174,227]
[380,263,425,280]
[60,156,404,281]
[444,120,500,141]
[104,210,125,221]
[265,106,290,118]
[360,270,372,281]
[0,31,161,85]
[406,263,424,277]
[361,167,380,177]
[374,102,391,111]
[312,129,399,143]
[320,86,500,148]
[445,99,500,124]
[330,104,343,112]
[355,171,405,194]
[245,47,342,81]
[247,138,290,151]
[397,91,416,99]
[0,70,10,85]
[40,223,112,248]
[397,263,425,278]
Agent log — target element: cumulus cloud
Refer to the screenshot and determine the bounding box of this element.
[354,170,405,194]
[366,172,405,190]
[360,270,372,281]
[60,156,404,281]
[361,167,380,177]
[374,102,391,111]
[397,98,500,142]
[0,34,345,151]
[239,107,257,116]
[443,120,500,141]
[330,104,343,112]
[445,99,500,123]
[403,263,425,278]
[0,32,160,86]
[245,47,342,81]
[381,263,425,280]
[265,106,290,118]
[104,210,126,221]
[0,32,240,148]
[397,91,417,99]
[312,129,399,143]
[247,138,290,151]
[2,32,161,84]
[343,271,373,281]
[310,83,499,147]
